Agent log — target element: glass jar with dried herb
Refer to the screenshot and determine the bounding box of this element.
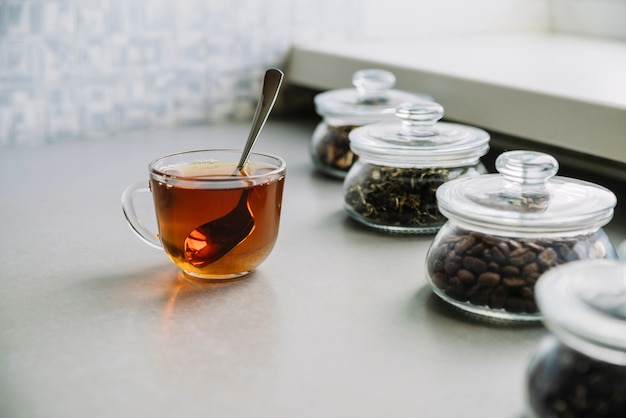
[343,101,489,234]
[526,259,626,417]
[311,69,432,179]
[425,151,618,322]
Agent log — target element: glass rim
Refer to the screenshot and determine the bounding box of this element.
[536,259,626,363]
[148,149,286,184]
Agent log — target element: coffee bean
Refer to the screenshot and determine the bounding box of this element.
[503,277,525,288]
[502,265,520,277]
[449,276,464,289]
[509,248,537,266]
[527,338,626,418]
[537,248,558,267]
[447,250,462,264]
[457,269,476,285]
[427,227,616,316]
[526,241,545,252]
[478,272,501,288]
[453,235,475,254]
[507,239,523,250]
[497,241,511,257]
[487,261,500,272]
[468,243,485,258]
[432,272,447,289]
[463,256,487,274]
[522,262,539,277]
[444,261,458,276]
[491,246,507,264]
[480,234,497,246]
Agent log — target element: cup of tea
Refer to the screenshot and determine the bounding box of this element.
[122,149,286,280]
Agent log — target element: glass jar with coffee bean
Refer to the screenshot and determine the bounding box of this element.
[526,259,626,417]
[343,101,490,234]
[426,150,618,321]
[311,69,432,179]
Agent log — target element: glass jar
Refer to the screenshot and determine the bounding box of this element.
[526,259,626,417]
[343,101,490,234]
[425,150,618,321]
[311,69,432,179]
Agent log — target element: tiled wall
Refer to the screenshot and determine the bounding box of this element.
[0,0,361,147]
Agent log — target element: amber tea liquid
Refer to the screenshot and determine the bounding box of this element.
[150,161,285,279]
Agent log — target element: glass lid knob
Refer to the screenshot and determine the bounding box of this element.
[494,151,559,211]
[496,150,559,186]
[395,101,444,138]
[352,69,396,104]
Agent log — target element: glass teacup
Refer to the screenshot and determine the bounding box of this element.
[122,149,286,280]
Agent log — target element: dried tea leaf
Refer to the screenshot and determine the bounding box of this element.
[314,124,358,173]
[344,165,449,228]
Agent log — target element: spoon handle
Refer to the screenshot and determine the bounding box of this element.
[236,68,284,172]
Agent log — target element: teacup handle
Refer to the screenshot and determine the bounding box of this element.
[121,181,162,249]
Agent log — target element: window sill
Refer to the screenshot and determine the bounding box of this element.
[286,33,626,177]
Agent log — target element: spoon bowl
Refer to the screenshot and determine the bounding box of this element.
[184,187,254,267]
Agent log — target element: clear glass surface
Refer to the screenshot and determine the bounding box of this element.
[122,149,286,280]
[310,70,432,178]
[425,223,618,321]
[341,101,489,233]
[314,69,431,122]
[343,161,486,234]
[526,260,626,417]
[436,151,617,233]
[526,334,626,418]
[348,102,490,167]
[536,259,626,363]
[310,120,361,179]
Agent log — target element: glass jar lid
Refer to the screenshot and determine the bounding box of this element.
[436,150,617,233]
[314,69,432,122]
[348,101,490,167]
[536,259,626,364]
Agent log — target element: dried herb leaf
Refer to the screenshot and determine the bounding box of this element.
[313,124,358,174]
[344,164,450,228]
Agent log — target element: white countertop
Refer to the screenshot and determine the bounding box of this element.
[287,33,626,169]
[1,120,624,418]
